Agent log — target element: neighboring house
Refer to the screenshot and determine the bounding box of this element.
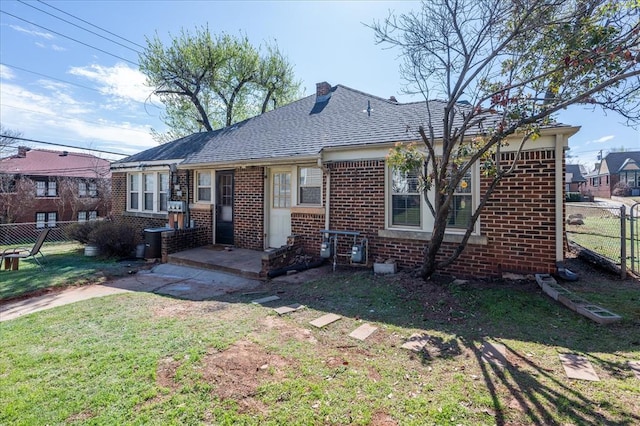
[0,147,112,226]
[584,151,640,198]
[112,82,578,278]
[565,164,587,193]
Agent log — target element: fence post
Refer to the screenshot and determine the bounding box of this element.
[621,205,626,279]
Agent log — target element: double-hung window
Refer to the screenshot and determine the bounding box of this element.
[298,167,322,205]
[196,171,212,203]
[388,161,477,233]
[36,212,57,228]
[88,182,97,197]
[127,172,169,213]
[35,180,57,197]
[78,211,87,222]
[79,182,87,197]
[391,168,421,227]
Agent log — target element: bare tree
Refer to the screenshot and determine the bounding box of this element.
[0,175,36,224]
[0,125,23,157]
[372,0,639,280]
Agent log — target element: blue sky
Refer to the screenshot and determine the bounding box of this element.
[1,0,638,168]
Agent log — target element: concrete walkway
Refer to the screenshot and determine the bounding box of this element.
[0,264,262,322]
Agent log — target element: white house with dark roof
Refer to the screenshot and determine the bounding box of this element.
[111,82,579,278]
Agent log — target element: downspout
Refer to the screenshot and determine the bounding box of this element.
[319,158,330,230]
[555,133,577,280]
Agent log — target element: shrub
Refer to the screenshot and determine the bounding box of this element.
[612,181,631,197]
[88,222,137,258]
[65,221,102,244]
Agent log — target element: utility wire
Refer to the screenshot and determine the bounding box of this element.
[17,0,142,54]
[0,10,138,66]
[0,135,130,157]
[36,0,146,50]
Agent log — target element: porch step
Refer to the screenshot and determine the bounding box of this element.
[167,246,262,280]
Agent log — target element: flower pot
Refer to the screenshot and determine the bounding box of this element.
[84,244,100,257]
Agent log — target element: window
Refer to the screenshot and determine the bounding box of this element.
[273,172,291,208]
[298,167,322,205]
[387,162,478,234]
[196,171,212,202]
[35,180,57,197]
[127,172,170,213]
[159,173,169,211]
[78,182,87,197]
[129,174,139,210]
[89,211,97,221]
[448,169,472,229]
[88,182,97,197]
[78,211,87,222]
[36,212,57,228]
[143,173,155,211]
[391,168,420,227]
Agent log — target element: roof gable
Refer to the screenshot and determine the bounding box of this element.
[602,151,640,174]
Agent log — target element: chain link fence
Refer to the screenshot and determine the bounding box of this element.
[566,202,639,277]
[0,221,79,247]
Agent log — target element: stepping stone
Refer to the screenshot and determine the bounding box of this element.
[310,313,341,328]
[628,361,640,379]
[252,295,280,304]
[401,333,429,352]
[481,342,507,368]
[349,324,378,341]
[558,354,600,381]
[274,304,305,315]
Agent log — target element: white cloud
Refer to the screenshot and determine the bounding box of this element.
[9,24,54,40]
[68,63,157,105]
[51,44,67,52]
[586,135,615,144]
[0,64,15,80]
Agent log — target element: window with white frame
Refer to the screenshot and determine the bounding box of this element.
[36,212,57,228]
[391,168,421,227]
[79,182,87,197]
[89,211,97,221]
[196,171,212,202]
[88,182,97,197]
[78,211,87,222]
[127,172,169,213]
[298,167,322,205]
[35,180,57,197]
[388,162,477,233]
[143,173,155,211]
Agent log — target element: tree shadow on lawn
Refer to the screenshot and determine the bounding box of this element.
[238,258,640,425]
[93,256,640,425]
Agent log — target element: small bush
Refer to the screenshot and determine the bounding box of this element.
[565,192,582,202]
[65,221,102,244]
[89,222,137,258]
[612,181,631,197]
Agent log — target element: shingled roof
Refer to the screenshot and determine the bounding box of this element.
[182,84,453,165]
[117,83,571,167]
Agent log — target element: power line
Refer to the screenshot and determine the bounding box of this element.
[0,10,138,66]
[36,0,146,50]
[0,135,130,157]
[17,0,142,55]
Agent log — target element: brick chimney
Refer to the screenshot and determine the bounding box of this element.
[17,146,30,158]
[316,82,332,97]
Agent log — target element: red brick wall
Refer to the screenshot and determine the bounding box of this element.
[326,151,560,278]
[234,166,264,250]
[291,212,325,255]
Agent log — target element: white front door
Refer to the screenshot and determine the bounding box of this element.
[268,169,291,248]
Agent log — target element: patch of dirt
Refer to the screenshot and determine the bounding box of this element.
[156,357,181,390]
[370,411,398,426]
[152,300,230,319]
[259,315,318,344]
[66,410,96,422]
[201,339,292,413]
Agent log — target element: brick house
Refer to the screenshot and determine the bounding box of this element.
[584,151,640,198]
[0,147,111,227]
[111,82,578,278]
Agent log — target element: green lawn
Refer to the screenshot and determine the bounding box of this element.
[0,242,146,300]
[1,260,639,425]
[566,215,636,265]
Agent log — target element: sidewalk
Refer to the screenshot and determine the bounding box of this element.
[0,264,263,322]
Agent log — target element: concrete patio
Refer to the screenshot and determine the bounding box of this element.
[166,245,265,280]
